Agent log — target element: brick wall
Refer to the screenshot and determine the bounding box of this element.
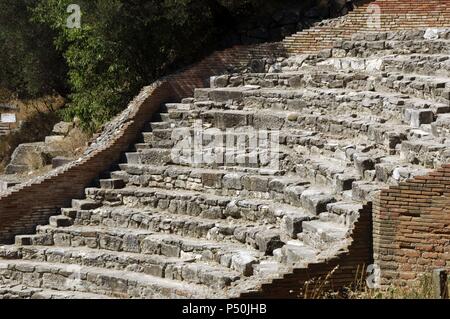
[373,166,450,286]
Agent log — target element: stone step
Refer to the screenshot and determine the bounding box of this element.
[194,86,260,103]
[99,179,126,190]
[149,121,174,130]
[373,72,450,103]
[109,164,308,203]
[63,206,288,248]
[137,233,263,275]
[274,240,319,266]
[49,215,73,228]
[126,149,173,166]
[318,53,450,79]
[0,246,240,289]
[165,103,194,111]
[140,126,286,148]
[404,108,436,128]
[374,157,433,184]
[210,72,300,89]
[295,154,360,190]
[377,54,450,77]
[143,106,443,168]
[138,119,345,154]
[19,224,270,274]
[237,86,447,115]
[149,107,413,154]
[298,189,336,215]
[192,108,408,151]
[0,284,114,299]
[135,120,422,184]
[350,29,450,43]
[200,70,450,114]
[399,138,450,167]
[135,141,174,150]
[431,114,450,138]
[256,58,450,107]
[71,199,102,211]
[84,186,317,225]
[59,207,294,277]
[118,163,284,177]
[351,180,386,202]
[127,145,284,170]
[0,260,215,299]
[143,128,173,141]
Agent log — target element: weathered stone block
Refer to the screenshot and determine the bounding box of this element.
[231,252,257,276]
[300,190,336,215]
[255,230,283,255]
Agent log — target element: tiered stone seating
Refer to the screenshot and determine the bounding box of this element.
[1,27,449,298]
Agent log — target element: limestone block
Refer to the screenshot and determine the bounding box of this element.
[255,230,283,254]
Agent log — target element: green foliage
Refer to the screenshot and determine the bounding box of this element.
[0,0,67,98]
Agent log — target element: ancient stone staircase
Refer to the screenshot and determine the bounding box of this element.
[1,27,450,299]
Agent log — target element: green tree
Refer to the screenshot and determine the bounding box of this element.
[0,0,67,98]
[33,0,221,131]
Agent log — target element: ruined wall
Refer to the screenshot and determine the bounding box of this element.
[373,166,450,285]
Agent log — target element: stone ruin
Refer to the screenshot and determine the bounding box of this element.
[0,103,17,137]
[0,3,449,299]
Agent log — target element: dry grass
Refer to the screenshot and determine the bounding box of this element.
[51,127,90,158]
[300,265,448,299]
[301,266,340,299]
